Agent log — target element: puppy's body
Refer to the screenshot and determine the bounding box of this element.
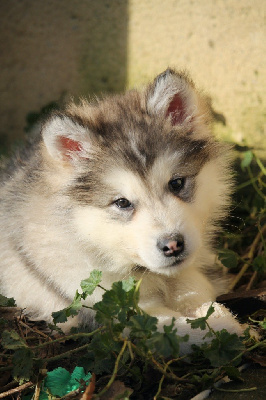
[0,70,242,349]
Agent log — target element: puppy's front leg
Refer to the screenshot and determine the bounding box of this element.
[143,302,244,354]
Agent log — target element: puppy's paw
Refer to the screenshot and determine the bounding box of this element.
[195,301,244,336]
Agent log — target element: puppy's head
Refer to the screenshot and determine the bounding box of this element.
[41,69,233,275]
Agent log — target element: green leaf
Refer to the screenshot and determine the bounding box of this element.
[52,309,68,324]
[147,330,185,358]
[259,318,266,329]
[52,290,82,324]
[66,290,83,315]
[146,318,188,358]
[43,366,91,397]
[89,332,122,363]
[203,330,244,367]
[80,270,102,297]
[222,366,242,381]
[69,366,91,389]
[44,367,71,397]
[93,279,138,324]
[187,304,215,330]
[218,249,239,269]
[0,294,16,307]
[1,330,27,350]
[122,276,136,292]
[12,348,34,381]
[128,313,158,338]
[187,316,208,330]
[205,304,215,319]
[93,295,120,324]
[241,150,253,169]
[253,254,266,273]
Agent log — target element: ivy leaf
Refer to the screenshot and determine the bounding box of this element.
[45,367,71,397]
[89,332,121,360]
[52,290,82,324]
[146,318,188,358]
[203,330,244,367]
[187,317,207,330]
[259,318,266,329]
[147,332,173,357]
[0,294,16,307]
[222,366,243,381]
[69,366,91,389]
[12,348,34,381]
[93,290,121,324]
[43,366,91,397]
[253,255,266,273]
[122,276,137,292]
[241,150,253,169]
[128,313,158,338]
[80,270,102,297]
[93,280,137,324]
[147,330,184,358]
[93,357,115,375]
[218,249,238,269]
[1,330,27,350]
[192,371,218,389]
[51,309,68,324]
[187,304,215,330]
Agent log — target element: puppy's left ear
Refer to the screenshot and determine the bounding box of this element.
[42,115,93,162]
[147,69,204,126]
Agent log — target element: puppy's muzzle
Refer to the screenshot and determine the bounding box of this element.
[157,234,185,258]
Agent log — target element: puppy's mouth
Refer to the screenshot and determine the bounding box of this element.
[132,256,187,273]
[168,258,185,267]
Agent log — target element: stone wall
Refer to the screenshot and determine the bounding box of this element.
[0,0,265,148]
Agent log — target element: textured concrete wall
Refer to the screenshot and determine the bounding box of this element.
[0,0,265,149]
[126,0,265,148]
[0,0,128,146]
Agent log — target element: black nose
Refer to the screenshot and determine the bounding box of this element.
[157,234,185,257]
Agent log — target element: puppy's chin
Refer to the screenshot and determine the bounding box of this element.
[137,256,191,277]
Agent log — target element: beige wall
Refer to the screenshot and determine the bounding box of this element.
[0,0,265,149]
[127,0,266,148]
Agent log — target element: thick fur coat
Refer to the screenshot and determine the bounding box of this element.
[0,69,243,351]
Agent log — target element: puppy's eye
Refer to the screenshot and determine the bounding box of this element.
[115,198,132,209]
[168,177,185,193]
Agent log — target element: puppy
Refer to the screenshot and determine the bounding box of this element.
[0,69,243,351]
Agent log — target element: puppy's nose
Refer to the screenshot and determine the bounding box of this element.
[157,235,184,257]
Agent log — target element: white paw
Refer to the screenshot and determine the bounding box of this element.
[195,301,244,336]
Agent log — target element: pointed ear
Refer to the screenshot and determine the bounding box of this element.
[147,69,200,125]
[42,116,92,161]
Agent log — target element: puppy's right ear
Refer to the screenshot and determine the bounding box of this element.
[146,69,201,126]
[42,116,92,162]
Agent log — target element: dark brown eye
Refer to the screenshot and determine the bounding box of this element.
[115,198,132,209]
[169,178,185,193]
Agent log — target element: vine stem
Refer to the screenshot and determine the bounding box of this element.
[230,339,266,365]
[33,380,41,400]
[229,224,266,290]
[154,358,181,399]
[32,327,103,349]
[0,381,34,399]
[42,343,90,363]
[131,343,187,382]
[93,340,128,398]
[215,386,257,393]
[247,165,265,199]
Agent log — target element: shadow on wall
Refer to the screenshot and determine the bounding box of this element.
[0,0,128,150]
[80,1,128,95]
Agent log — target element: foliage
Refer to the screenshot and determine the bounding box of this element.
[218,149,265,290]
[0,149,265,399]
[0,270,265,399]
